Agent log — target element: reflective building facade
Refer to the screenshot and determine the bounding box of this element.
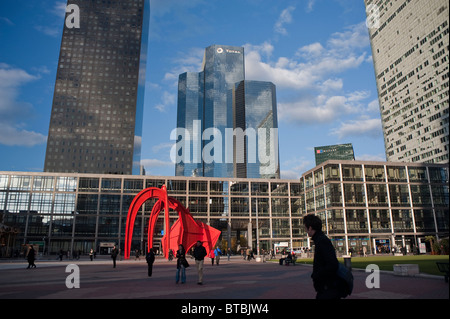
[176,45,280,179]
[44,0,150,175]
[1,161,447,257]
[203,45,245,178]
[176,72,203,177]
[234,80,280,179]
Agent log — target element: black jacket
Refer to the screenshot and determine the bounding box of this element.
[146,250,155,264]
[193,245,207,261]
[311,230,339,292]
[176,249,187,269]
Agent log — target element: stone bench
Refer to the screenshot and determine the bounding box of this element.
[393,264,419,276]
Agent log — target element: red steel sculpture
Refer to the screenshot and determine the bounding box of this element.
[124,185,221,259]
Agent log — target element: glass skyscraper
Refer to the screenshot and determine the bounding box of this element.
[234,81,280,179]
[44,0,150,175]
[175,45,280,179]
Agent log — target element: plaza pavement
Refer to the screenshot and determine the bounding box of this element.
[0,255,448,301]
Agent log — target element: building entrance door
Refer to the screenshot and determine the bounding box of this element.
[374,238,390,254]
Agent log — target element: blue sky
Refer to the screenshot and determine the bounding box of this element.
[0,0,386,178]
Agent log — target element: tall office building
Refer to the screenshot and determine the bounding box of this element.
[314,143,355,166]
[176,72,203,177]
[234,80,280,179]
[365,0,449,164]
[44,0,150,175]
[175,45,280,178]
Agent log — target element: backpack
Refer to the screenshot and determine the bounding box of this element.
[336,263,353,298]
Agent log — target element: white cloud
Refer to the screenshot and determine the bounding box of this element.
[328,22,370,52]
[274,6,295,35]
[278,92,365,124]
[51,1,68,17]
[367,99,380,113]
[0,17,14,25]
[141,158,173,167]
[280,157,312,179]
[140,158,174,175]
[0,64,46,147]
[306,0,316,12]
[163,47,205,84]
[355,153,386,162]
[155,91,176,112]
[330,118,383,139]
[0,126,47,146]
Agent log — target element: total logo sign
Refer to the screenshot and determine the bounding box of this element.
[216,47,241,54]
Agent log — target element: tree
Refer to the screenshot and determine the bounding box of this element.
[425,236,436,254]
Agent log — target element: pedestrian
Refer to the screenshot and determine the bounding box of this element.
[176,244,188,284]
[209,249,215,266]
[146,248,155,277]
[193,241,207,285]
[59,249,64,261]
[26,246,36,269]
[214,247,221,265]
[303,214,340,299]
[89,248,94,261]
[111,245,119,268]
[135,249,140,260]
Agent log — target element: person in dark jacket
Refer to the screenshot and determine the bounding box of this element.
[176,244,188,284]
[111,245,119,268]
[26,246,36,269]
[146,248,155,277]
[193,241,207,285]
[303,214,340,299]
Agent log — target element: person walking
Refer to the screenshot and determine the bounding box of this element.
[111,245,119,268]
[303,214,340,299]
[209,249,215,266]
[214,247,221,265]
[26,246,36,269]
[146,248,155,277]
[176,244,188,284]
[193,241,207,285]
[89,248,94,261]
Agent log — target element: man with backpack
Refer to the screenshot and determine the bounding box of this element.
[303,214,352,299]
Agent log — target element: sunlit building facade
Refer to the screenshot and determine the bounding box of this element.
[300,160,448,254]
[365,0,449,164]
[0,161,447,257]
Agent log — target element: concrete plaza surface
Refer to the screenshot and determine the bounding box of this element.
[0,256,448,300]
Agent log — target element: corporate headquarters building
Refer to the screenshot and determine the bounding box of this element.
[175,45,280,179]
[44,0,150,175]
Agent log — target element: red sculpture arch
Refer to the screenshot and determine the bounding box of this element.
[124,185,221,259]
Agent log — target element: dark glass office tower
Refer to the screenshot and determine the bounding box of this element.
[234,80,280,179]
[44,0,150,175]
